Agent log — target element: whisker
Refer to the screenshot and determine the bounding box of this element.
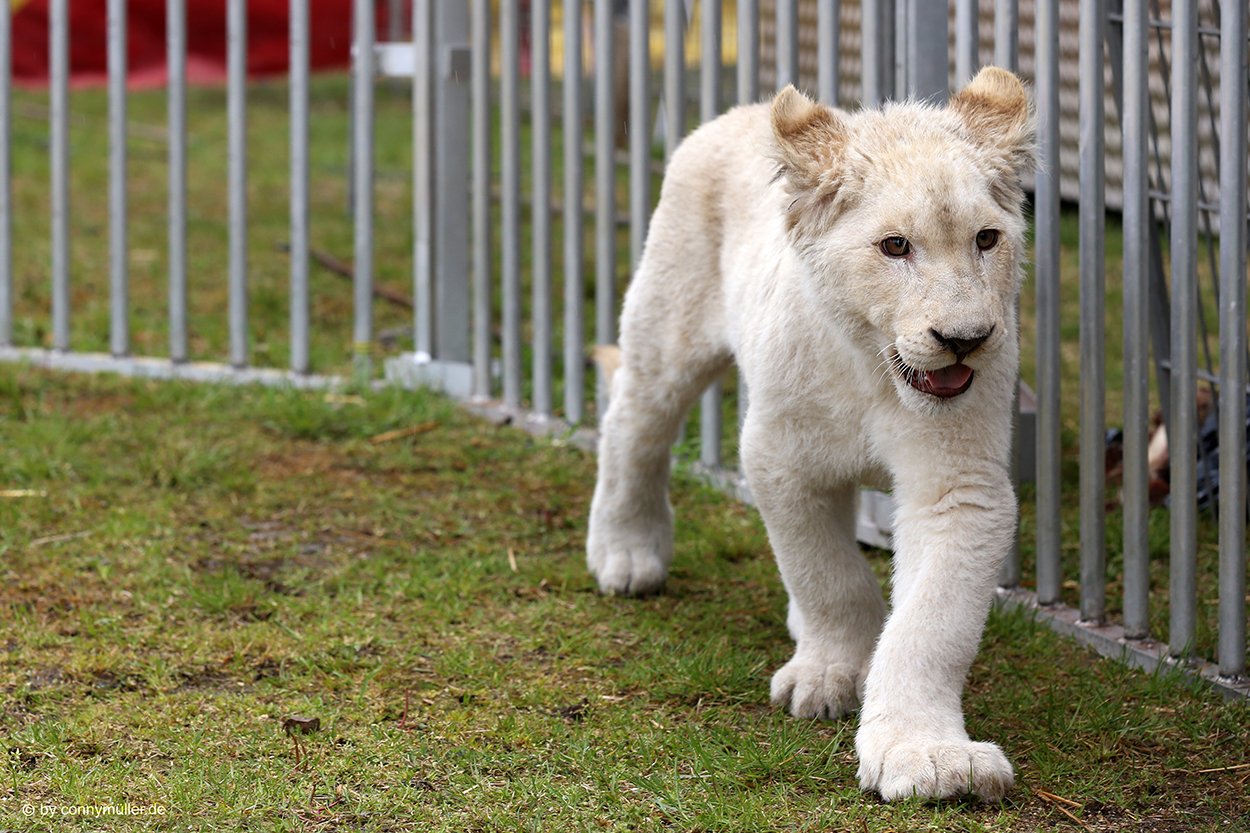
[872,344,900,386]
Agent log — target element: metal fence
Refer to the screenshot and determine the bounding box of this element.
[0,0,1246,698]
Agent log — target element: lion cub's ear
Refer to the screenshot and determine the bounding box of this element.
[770,86,848,196]
[949,66,1035,175]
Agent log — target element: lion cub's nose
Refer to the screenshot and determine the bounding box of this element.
[931,328,993,362]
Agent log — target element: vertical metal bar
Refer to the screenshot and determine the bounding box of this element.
[1168,0,1198,659]
[996,0,1021,588]
[471,0,491,397]
[1077,0,1106,623]
[352,0,376,378]
[108,0,128,358]
[1217,0,1248,680]
[532,0,554,417]
[388,0,402,42]
[1119,0,1151,639]
[737,0,758,431]
[290,0,311,374]
[817,0,840,106]
[738,0,759,104]
[664,0,686,156]
[628,0,650,272]
[168,0,188,363]
[594,0,617,417]
[501,0,523,408]
[902,0,948,103]
[994,0,1019,72]
[0,0,9,346]
[1034,0,1062,606]
[699,0,723,470]
[50,0,70,351]
[776,0,799,89]
[227,0,249,368]
[955,0,978,84]
[564,0,586,424]
[862,0,888,106]
[701,0,722,118]
[413,0,434,358]
[432,3,471,369]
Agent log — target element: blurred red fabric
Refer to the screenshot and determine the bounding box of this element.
[11,0,389,88]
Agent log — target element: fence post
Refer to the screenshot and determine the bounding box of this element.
[1033,0,1062,606]
[108,0,129,358]
[592,0,617,419]
[228,0,249,369]
[562,0,585,425]
[1168,0,1200,659]
[290,0,311,375]
[861,0,893,106]
[471,0,491,400]
[0,0,9,347]
[1217,0,1248,682]
[1078,0,1107,625]
[390,0,473,396]
[352,0,375,379]
[167,0,188,364]
[500,0,522,408]
[50,0,70,351]
[900,0,947,104]
[1117,0,1152,640]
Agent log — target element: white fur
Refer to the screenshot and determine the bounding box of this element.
[587,68,1034,803]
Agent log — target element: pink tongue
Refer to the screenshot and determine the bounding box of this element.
[924,363,974,393]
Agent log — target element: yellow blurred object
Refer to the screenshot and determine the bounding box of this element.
[492,0,739,78]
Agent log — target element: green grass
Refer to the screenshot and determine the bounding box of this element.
[1,366,1247,831]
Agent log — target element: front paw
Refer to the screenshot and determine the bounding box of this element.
[856,727,1014,802]
[588,540,669,596]
[770,657,863,720]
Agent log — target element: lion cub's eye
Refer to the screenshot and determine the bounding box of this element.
[975,229,1000,251]
[879,236,911,258]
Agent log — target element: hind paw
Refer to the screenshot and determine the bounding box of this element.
[589,543,670,596]
[770,657,863,720]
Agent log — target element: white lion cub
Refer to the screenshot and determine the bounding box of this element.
[587,67,1034,802]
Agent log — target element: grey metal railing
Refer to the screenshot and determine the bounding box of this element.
[0,0,1245,697]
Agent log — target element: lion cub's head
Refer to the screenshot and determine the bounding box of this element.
[769,67,1035,410]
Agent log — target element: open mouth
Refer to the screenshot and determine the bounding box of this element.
[897,361,975,399]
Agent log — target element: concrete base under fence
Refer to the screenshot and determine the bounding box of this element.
[995,587,1250,702]
[385,352,475,399]
[0,347,340,389]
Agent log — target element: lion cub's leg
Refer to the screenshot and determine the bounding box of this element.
[854,474,1017,802]
[587,352,729,596]
[741,423,888,719]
